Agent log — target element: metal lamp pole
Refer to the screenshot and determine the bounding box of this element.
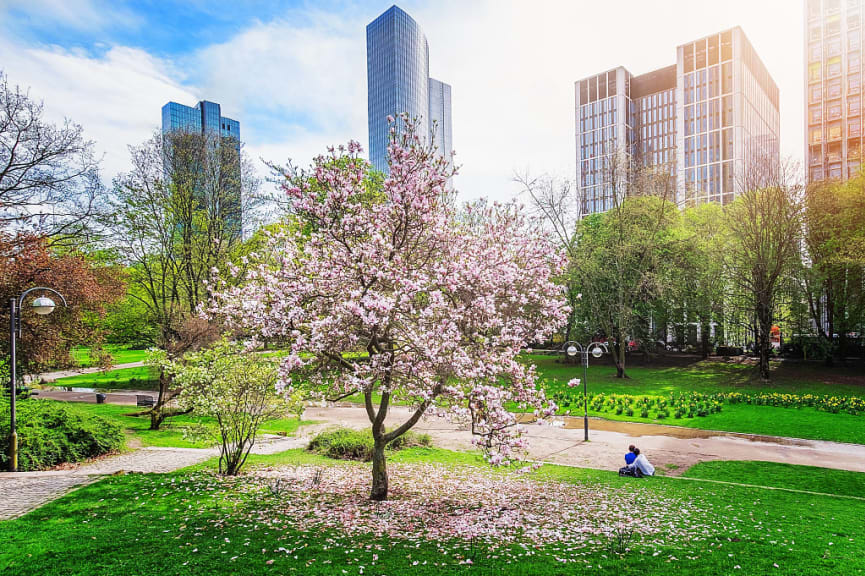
[7,287,67,472]
[564,340,608,442]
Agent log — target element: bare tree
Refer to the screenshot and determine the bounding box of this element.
[726,158,803,380]
[0,71,103,242]
[112,129,259,428]
[516,172,582,341]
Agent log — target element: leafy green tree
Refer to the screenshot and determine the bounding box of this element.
[575,192,680,378]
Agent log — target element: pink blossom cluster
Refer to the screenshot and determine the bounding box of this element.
[209,116,569,463]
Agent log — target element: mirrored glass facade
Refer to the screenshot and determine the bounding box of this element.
[428,77,453,171]
[367,6,452,175]
[806,0,865,182]
[161,100,242,237]
[575,27,779,215]
[367,6,429,172]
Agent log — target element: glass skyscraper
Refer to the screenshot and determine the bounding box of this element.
[575,27,779,215]
[806,0,865,182]
[367,5,453,173]
[161,100,242,236]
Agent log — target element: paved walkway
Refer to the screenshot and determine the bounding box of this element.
[303,405,865,475]
[0,434,309,520]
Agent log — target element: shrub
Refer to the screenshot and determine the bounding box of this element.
[0,399,124,471]
[640,408,649,418]
[625,407,634,417]
[309,427,432,461]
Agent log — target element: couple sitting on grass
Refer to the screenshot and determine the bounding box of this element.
[619,444,655,477]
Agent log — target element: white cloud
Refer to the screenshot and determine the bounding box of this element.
[0,0,139,33]
[0,41,196,180]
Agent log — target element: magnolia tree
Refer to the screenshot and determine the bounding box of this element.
[210,119,568,500]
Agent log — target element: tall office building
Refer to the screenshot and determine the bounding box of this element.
[428,77,453,169]
[367,5,453,173]
[806,0,865,182]
[161,100,242,236]
[575,27,780,215]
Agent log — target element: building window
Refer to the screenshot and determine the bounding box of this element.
[849,95,861,115]
[828,58,842,76]
[829,163,842,178]
[810,26,821,43]
[849,73,861,93]
[849,117,861,137]
[810,105,824,123]
[829,38,842,56]
[811,84,823,103]
[829,78,842,97]
[850,51,862,72]
[811,127,824,144]
[810,43,822,62]
[850,30,861,50]
[829,121,843,140]
[829,101,842,119]
[812,166,825,180]
[810,62,822,81]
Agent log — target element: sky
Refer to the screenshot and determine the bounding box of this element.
[0,0,804,205]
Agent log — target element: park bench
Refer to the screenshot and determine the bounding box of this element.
[136,394,156,408]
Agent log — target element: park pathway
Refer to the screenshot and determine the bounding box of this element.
[0,433,312,520]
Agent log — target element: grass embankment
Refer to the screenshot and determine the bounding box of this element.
[684,460,865,498]
[48,366,158,390]
[532,355,865,444]
[0,448,860,575]
[38,400,311,450]
[70,345,149,367]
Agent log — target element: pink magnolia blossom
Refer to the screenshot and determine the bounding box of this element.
[209,115,568,498]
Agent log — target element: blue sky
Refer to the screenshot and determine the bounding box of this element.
[0,0,805,204]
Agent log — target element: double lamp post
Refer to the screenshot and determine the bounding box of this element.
[7,287,67,472]
[563,340,608,442]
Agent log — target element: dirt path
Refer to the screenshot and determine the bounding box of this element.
[302,405,865,476]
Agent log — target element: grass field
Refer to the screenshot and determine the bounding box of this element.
[531,355,865,444]
[69,345,149,368]
[48,365,158,390]
[530,355,865,397]
[0,449,860,575]
[44,401,310,449]
[683,460,865,498]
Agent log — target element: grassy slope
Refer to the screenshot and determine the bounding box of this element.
[684,460,865,498]
[531,355,865,444]
[50,401,309,449]
[0,448,860,575]
[47,366,158,390]
[68,345,149,368]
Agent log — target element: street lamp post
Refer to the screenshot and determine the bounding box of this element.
[563,340,608,442]
[7,287,67,472]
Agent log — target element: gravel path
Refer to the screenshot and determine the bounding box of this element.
[26,362,146,384]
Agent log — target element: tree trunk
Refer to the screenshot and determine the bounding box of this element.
[700,320,711,360]
[370,437,388,501]
[756,300,771,381]
[150,367,170,430]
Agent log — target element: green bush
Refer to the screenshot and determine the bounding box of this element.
[308,427,431,461]
[0,400,124,471]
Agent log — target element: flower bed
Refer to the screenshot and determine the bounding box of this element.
[548,390,865,420]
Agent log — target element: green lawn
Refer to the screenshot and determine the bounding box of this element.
[49,401,311,449]
[47,365,158,390]
[683,460,865,498]
[531,355,865,444]
[69,345,150,368]
[0,448,860,575]
[530,355,865,397]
